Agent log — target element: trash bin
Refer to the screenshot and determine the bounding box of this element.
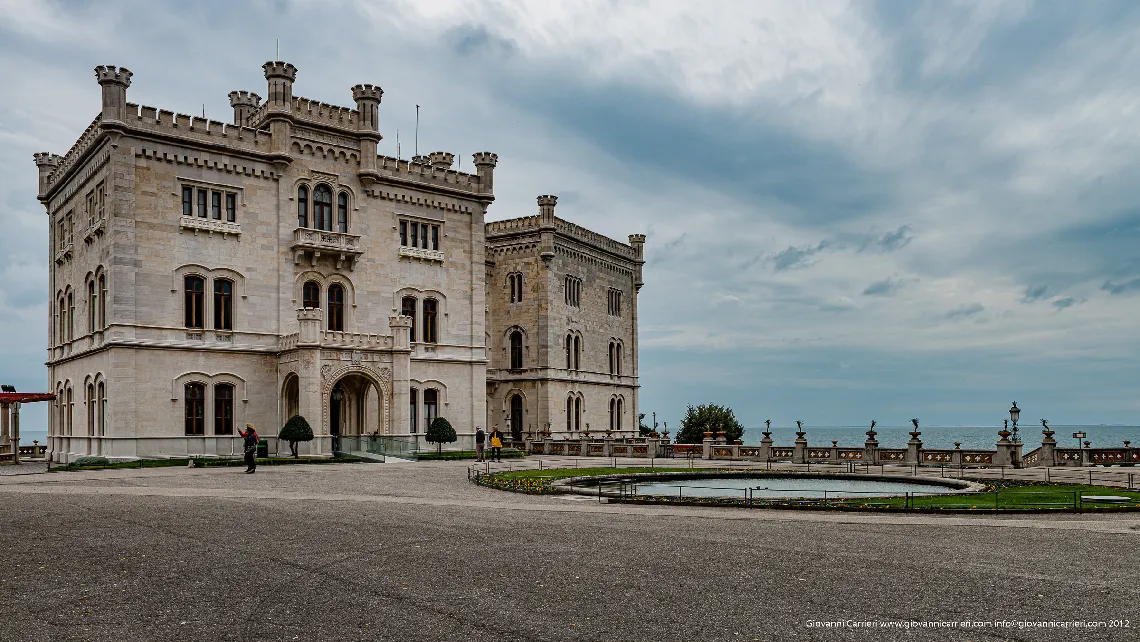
[256,439,268,458]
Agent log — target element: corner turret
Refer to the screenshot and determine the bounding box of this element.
[94,65,132,123]
[33,152,62,201]
[429,152,454,171]
[227,90,261,126]
[473,152,498,195]
[537,195,557,262]
[352,83,384,187]
[262,61,297,110]
[628,234,646,291]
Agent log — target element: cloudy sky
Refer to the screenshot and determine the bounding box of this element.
[2,0,1139,433]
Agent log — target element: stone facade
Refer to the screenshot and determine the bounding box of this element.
[34,62,644,462]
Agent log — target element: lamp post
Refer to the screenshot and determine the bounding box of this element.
[1009,401,1021,443]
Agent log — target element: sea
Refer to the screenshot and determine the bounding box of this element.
[740,425,1140,450]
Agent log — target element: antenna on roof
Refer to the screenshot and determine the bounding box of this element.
[202,104,206,118]
[414,105,420,156]
[276,38,280,61]
[396,129,400,162]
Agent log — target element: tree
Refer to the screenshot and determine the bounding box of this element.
[675,404,744,444]
[279,415,314,458]
[427,416,457,453]
[638,412,651,436]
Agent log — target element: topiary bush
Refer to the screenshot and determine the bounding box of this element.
[426,417,457,453]
[71,455,110,467]
[279,415,314,458]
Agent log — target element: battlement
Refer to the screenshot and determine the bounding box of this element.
[94,65,132,87]
[290,95,358,131]
[262,61,297,81]
[537,194,558,207]
[554,217,637,260]
[374,154,483,193]
[228,90,261,107]
[486,216,541,236]
[428,151,454,170]
[351,84,384,102]
[45,115,103,190]
[121,102,271,154]
[473,151,498,167]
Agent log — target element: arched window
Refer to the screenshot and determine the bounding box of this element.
[423,299,438,343]
[337,192,348,233]
[67,291,74,341]
[297,185,309,228]
[86,383,96,435]
[616,344,622,376]
[608,342,615,375]
[313,184,332,231]
[57,297,66,345]
[214,383,234,435]
[66,385,73,436]
[213,278,233,330]
[402,296,417,342]
[573,336,581,370]
[97,381,106,436]
[616,398,623,431]
[184,276,204,329]
[609,398,615,432]
[510,394,523,440]
[574,397,582,431]
[566,395,573,432]
[509,331,523,369]
[302,281,320,309]
[98,274,107,329]
[328,284,344,331]
[509,274,523,303]
[184,383,205,435]
[424,388,438,433]
[87,280,97,333]
[566,334,573,370]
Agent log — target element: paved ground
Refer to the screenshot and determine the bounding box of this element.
[0,459,1137,641]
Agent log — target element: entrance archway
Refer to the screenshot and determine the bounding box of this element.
[282,374,299,422]
[328,373,383,440]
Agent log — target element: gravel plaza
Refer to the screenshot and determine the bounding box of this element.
[0,459,1137,641]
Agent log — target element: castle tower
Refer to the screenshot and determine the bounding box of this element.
[628,234,646,291]
[429,152,454,171]
[94,65,132,123]
[227,91,261,126]
[473,152,498,195]
[33,153,62,201]
[537,195,557,262]
[352,83,384,186]
[262,61,297,168]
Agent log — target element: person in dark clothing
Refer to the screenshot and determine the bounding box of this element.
[474,426,486,462]
[489,426,503,462]
[238,423,258,473]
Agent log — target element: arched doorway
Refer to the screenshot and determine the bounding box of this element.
[328,373,384,451]
[509,394,523,442]
[282,374,299,422]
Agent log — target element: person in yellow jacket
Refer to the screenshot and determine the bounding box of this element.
[489,425,503,462]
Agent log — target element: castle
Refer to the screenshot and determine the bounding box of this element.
[34,62,644,462]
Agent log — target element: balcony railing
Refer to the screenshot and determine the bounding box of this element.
[82,218,106,244]
[54,242,73,264]
[398,246,444,262]
[292,227,363,270]
[180,216,241,237]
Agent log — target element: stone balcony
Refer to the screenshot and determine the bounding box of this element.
[82,218,106,244]
[292,228,363,270]
[54,242,73,264]
[398,245,444,263]
[180,216,241,238]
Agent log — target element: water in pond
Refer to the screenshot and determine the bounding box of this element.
[629,476,956,499]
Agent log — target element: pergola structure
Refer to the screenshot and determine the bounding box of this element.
[0,390,55,464]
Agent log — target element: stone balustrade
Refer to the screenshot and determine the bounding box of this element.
[292,227,363,270]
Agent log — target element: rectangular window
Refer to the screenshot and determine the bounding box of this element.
[66,212,73,244]
[399,221,407,246]
[424,389,438,433]
[409,388,418,433]
[422,299,438,343]
[197,189,207,218]
[211,191,221,220]
[409,222,419,247]
[185,383,205,435]
[182,186,193,216]
[57,220,66,251]
[185,276,204,329]
[401,296,417,342]
[86,191,95,227]
[226,193,236,222]
[96,181,105,220]
[214,384,234,435]
[213,279,232,330]
[431,226,439,250]
[420,223,429,249]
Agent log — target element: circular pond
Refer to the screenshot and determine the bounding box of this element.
[565,473,976,500]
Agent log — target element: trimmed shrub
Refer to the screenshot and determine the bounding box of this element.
[426,417,457,453]
[279,415,314,458]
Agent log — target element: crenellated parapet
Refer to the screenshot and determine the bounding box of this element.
[628,234,646,290]
[537,195,557,262]
[351,84,383,134]
[262,61,297,111]
[372,155,484,196]
[33,152,62,201]
[554,218,638,261]
[95,65,132,122]
[472,151,498,195]
[121,103,271,154]
[429,151,454,170]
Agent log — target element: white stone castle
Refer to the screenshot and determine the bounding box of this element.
[34,62,645,462]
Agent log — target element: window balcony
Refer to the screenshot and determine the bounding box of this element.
[54,242,73,264]
[82,218,105,244]
[398,246,444,262]
[292,227,363,270]
[180,216,241,238]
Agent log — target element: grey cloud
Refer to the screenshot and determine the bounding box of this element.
[449,24,517,58]
[773,241,829,271]
[946,303,985,320]
[1052,297,1077,309]
[862,278,899,296]
[1102,277,1140,295]
[1022,285,1049,302]
[876,225,913,252]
